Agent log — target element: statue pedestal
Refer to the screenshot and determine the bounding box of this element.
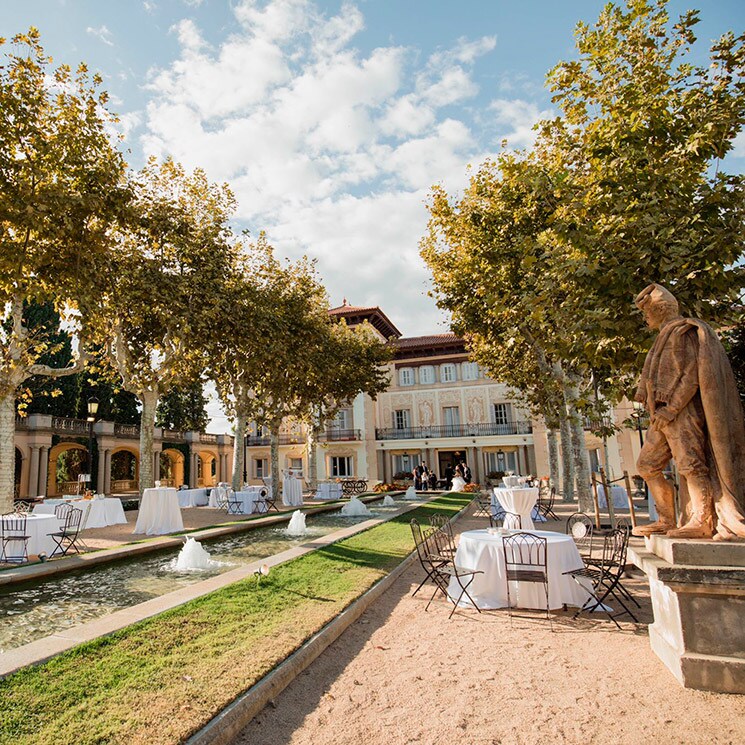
[629,535,745,694]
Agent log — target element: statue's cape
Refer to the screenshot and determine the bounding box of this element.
[690,319,745,538]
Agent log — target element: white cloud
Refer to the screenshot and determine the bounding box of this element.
[135,1,524,338]
[489,98,554,148]
[731,131,745,158]
[143,1,156,13]
[86,25,114,47]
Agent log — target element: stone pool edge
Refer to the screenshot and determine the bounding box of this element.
[0,494,441,679]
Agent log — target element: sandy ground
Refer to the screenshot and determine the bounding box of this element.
[233,506,745,745]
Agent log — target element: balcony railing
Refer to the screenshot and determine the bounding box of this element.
[318,428,361,442]
[200,433,218,443]
[245,433,306,446]
[163,429,184,441]
[375,421,533,441]
[51,416,90,435]
[114,423,140,438]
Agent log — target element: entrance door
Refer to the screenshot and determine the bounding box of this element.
[437,451,463,482]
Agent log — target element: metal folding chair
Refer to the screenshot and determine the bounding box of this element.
[1,513,30,564]
[48,507,84,558]
[537,485,559,521]
[563,526,638,628]
[502,532,552,629]
[566,512,594,560]
[225,488,244,515]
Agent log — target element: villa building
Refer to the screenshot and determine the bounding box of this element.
[244,303,645,487]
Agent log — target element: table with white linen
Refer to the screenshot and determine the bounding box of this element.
[596,484,629,510]
[234,487,268,514]
[315,483,343,500]
[282,475,303,507]
[177,488,209,508]
[448,529,592,610]
[34,498,126,529]
[134,487,183,535]
[502,476,521,488]
[4,514,64,558]
[492,486,539,531]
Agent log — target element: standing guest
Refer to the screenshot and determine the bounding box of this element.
[428,469,438,490]
[421,466,429,491]
[412,464,422,491]
[462,461,472,484]
[444,463,454,490]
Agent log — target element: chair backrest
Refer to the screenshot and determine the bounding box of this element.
[566,512,593,553]
[64,508,83,534]
[410,518,428,564]
[1,513,27,536]
[55,502,74,520]
[493,512,521,530]
[216,486,228,506]
[502,532,547,571]
[428,515,455,555]
[601,526,630,572]
[13,501,32,514]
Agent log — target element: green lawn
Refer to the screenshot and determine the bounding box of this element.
[0,493,471,745]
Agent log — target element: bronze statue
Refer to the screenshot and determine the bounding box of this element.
[633,283,745,540]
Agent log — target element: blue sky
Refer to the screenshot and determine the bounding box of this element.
[2,0,742,336]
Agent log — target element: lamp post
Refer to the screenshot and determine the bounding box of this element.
[86,396,99,494]
[243,431,248,485]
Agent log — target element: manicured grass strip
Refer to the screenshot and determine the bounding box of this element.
[0,493,471,745]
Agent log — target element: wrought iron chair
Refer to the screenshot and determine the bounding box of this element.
[536,485,559,521]
[493,511,521,530]
[502,532,552,629]
[13,501,33,514]
[563,526,638,628]
[566,512,594,560]
[1,513,31,564]
[48,507,84,558]
[473,493,492,518]
[214,486,229,512]
[54,502,75,521]
[263,487,280,512]
[428,514,456,557]
[225,487,244,515]
[410,518,451,596]
[413,518,482,619]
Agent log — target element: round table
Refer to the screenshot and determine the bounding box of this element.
[492,486,539,530]
[449,529,591,610]
[282,476,303,507]
[34,498,127,529]
[134,487,184,535]
[177,488,209,508]
[596,484,629,510]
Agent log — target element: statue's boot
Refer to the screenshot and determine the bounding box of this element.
[633,478,675,537]
[667,480,715,539]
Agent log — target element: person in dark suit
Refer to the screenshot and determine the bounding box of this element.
[444,464,454,490]
[461,461,472,484]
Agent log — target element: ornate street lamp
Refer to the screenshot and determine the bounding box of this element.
[86,396,99,493]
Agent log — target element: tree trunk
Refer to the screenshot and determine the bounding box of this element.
[270,422,281,505]
[307,425,319,490]
[559,415,574,502]
[139,390,159,494]
[0,392,17,513]
[546,423,560,490]
[232,413,246,490]
[564,375,593,512]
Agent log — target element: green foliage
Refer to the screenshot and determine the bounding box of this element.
[722,323,745,408]
[156,381,209,432]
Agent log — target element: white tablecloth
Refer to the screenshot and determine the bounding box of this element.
[597,484,629,510]
[449,529,591,610]
[3,514,64,558]
[502,476,521,488]
[234,487,268,514]
[282,476,303,507]
[134,487,183,535]
[34,498,126,529]
[177,488,209,508]
[493,487,539,531]
[315,483,343,500]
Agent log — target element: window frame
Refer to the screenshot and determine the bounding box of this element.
[440,363,457,383]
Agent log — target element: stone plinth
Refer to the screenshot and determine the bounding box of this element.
[629,535,745,694]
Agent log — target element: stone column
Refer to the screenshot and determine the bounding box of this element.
[28,446,40,498]
[190,452,199,487]
[38,446,50,497]
[104,450,112,495]
[97,448,107,494]
[471,446,481,484]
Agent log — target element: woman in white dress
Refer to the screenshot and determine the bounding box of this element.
[451,464,466,492]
